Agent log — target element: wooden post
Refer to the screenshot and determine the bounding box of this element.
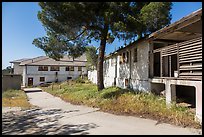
[177,43,179,76]
[160,51,163,77]
[169,56,171,77]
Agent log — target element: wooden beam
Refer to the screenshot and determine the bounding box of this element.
[160,51,163,77]
[153,39,182,43]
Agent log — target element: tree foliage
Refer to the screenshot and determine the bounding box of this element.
[85,46,98,70]
[33,2,172,90]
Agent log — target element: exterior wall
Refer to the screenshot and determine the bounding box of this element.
[23,65,87,86]
[102,40,151,91]
[116,41,150,91]
[88,70,97,84]
[104,57,117,87]
[22,66,27,87]
[13,63,23,74]
[2,74,22,91]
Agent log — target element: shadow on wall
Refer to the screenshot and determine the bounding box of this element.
[2,108,98,135]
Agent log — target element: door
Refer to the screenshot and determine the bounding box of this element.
[28,77,33,86]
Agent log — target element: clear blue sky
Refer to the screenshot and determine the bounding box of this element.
[2,2,202,69]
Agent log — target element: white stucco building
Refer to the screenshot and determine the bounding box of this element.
[89,9,202,123]
[10,54,88,87]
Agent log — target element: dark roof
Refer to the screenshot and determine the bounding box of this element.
[105,8,202,58]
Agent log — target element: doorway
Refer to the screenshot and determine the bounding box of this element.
[153,52,160,77]
[28,77,33,86]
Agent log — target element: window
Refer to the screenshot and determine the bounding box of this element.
[120,52,129,64]
[119,54,123,64]
[122,52,126,63]
[67,77,72,80]
[70,66,74,71]
[126,51,129,63]
[78,66,82,71]
[111,58,116,66]
[134,48,137,62]
[125,79,129,87]
[65,66,69,71]
[40,77,45,82]
[50,66,60,71]
[38,66,48,71]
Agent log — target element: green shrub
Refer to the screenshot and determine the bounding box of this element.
[75,77,86,83]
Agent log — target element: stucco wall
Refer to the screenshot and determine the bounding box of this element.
[104,57,117,87]
[116,41,150,91]
[88,70,97,84]
[23,65,87,86]
[102,40,150,91]
[2,74,22,91]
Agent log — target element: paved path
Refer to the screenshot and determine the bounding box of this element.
[2,90,202,135]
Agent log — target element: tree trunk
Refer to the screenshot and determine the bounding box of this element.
[97,25,108,91]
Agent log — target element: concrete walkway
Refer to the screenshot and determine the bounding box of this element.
[3,90,202,135]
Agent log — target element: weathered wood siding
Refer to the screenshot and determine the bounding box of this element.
[178,37,202,78]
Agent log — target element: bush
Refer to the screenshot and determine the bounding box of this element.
[75,77,86,83]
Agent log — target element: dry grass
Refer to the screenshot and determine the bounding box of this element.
[2,89,32,108]
[41,79,201,129]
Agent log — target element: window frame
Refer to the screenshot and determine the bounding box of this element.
[134,48,138,63]
[50,66,60,71]
[69,66,74,71]
[38,66,48,71]
[40,77,45,82]
[78,66,82,71]
[126,51,129,63]
[65,66,69,71]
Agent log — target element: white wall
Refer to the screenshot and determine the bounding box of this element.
[87,41,151,92]
[104,57,117,87]
[88,70,97,84]
[104,40,151,91]
[23,65,87,86]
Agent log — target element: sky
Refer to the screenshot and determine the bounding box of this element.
[2,2,202,69]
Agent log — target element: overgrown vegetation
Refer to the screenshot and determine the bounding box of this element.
[41,79,201,129]
[2,89,32,108]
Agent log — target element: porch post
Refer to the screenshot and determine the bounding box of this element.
[195,84,202,123]
[165,80,176,106]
